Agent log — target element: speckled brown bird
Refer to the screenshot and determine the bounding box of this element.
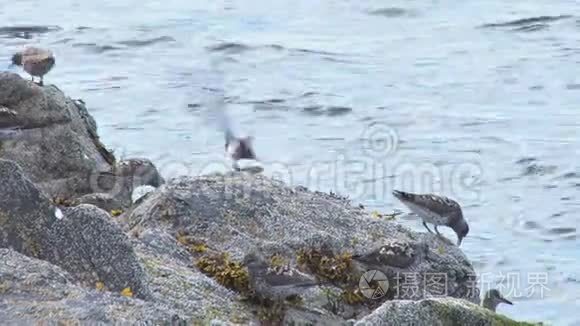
[11,46,55,86]
[243,251,320,301]
[482,289,513,312]
[393,190,469,246]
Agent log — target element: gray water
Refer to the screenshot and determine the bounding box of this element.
[1,1,579,324]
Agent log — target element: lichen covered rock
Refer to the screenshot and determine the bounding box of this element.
[125,172,480,322]
[354,297,543,326]
[0,249,182,324]
[0,159,150,298]
[0,73,162,208]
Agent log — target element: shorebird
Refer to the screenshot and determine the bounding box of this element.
[392,190,469,246]
[10,46,55,86]
[482,289,513,312]
[243,252,319,301]
[210,87,258,171]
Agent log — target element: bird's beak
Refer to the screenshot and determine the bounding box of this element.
[501,297,513,305]
[457,237,463,246]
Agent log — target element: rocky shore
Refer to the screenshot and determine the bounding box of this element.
[0,72,542,325]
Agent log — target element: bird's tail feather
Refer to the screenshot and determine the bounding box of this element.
[0,126,23,140]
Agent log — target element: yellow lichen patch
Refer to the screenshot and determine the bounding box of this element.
[196,252,250,294]
[120,287,133,297]
[341,287,366,305]
[176,230,190,246]
[191,243,207,253]
[95,281,105,291]
[296,248,354,284]
[0,281,10,294]
[110,209,123,217]
[371,210,398,220]
[51,196,76,207]
[175,230,208,254]
[269,253,287,269]
[437,245,446,255]
[257,301,286,324]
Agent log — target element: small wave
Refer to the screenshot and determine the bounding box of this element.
[300,91,318,98]
[566,83,580,90]
[522,164,558,176]
[302,105,324,115]
[265,44,285,51]
[515,157,537,165]
[326,106,353,116]
[207,42,251,54]
[480,15,573,28]
[513,24,550,32]
[53,38,74,44]
[367,7,417,18]
[555,172,580,180]
[0,25,61,39]
[240,98,286,105]
[72,43,122,53]
[546,226,576,235]
[292,48,339,56]
[301,105,353,117]
[117,36,175,47]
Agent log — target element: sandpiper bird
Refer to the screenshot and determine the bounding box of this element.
[392,190,469,246]
[10,46,55,86]
[243,252,319,301]
[224,129,257,171]
[482,289,513,312]
[211,88,258,171]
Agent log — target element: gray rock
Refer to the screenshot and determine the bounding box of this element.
[0,159,150,298]
[124,172,480,323]
[354,297,541,326]
[76,192,123,212]
[0,73,162,208]
[0,72,114,199]
[0,249,182,324]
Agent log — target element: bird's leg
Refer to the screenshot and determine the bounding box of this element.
[434,225,442,236]
[422,221,434,234]
[232,160,241,172]
[30,76,34,83]
[39,76,44,86]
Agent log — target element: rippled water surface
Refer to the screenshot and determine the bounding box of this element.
[1,1,579,324]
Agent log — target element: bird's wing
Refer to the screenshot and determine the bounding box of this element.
[261,271,318,288]
[411,194,461,217]
[394,190,461,217]
[206,59,235,145]
[22,47,52,58]
[22,54,53,65]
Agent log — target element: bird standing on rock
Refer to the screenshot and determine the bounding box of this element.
[392,190,469,246]
[482,289,513,312]
[10,46,55,86]
[243,252,319,301]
